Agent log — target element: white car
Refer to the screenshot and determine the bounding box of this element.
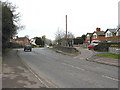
[46,45,49,48]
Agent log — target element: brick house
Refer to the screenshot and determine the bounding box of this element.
[10,36,30,46]
[85,33,93,43]
[104,29,117,42]
[91,28,106,42]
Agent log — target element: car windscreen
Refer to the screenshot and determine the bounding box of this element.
[25,45,31,47]
[90,44,94,46]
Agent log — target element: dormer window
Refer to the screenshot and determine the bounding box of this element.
[106,31,113,37]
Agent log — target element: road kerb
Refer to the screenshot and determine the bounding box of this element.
[16,50,57,88]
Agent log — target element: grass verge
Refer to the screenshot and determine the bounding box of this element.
[72,52,80,55]
[96,53,120,59]
[82,47,88,49]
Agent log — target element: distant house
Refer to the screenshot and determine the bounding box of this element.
[10,36,30,46]
[85,33,92,43]
[30,37,36,45]
[91,28,105,42]
[116,28,120,37]
[115,28,120,42]
[104,29,117,42]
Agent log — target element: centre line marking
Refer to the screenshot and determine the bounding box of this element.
[62,63,85,71]
[102,75,119,81]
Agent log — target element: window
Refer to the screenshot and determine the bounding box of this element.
[106,32,112,37]
[93,35,97,39]
[87,36,89,40]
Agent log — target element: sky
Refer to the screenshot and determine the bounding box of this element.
[4,0,120,40]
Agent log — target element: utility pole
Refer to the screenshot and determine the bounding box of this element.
[66,15,67,46]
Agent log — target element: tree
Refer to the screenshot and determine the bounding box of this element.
[55,29,65,45]
[41,35,46,44]
[2,1,23,50]
[35,37,44,45]
[81,34,86,41]
[74,38,84,44]
[54,29,75,46]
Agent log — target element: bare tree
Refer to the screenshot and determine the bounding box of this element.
[54,28,75,46]
[55,28,65,45]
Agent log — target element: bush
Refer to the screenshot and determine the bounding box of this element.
[94,42,110,52]
[7,42,23,48]
[39,45,44,47]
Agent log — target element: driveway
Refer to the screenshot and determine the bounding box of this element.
[74,47,94,60]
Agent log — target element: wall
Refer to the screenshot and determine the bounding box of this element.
[109,47,120,54]
[54,45,79,53]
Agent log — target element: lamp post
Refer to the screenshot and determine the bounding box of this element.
[66,15,67,46]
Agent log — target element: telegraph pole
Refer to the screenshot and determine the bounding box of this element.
[66,15,67,46]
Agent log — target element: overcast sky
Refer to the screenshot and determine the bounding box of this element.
[6,0,119,40]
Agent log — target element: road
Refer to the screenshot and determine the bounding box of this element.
[18,48,118,88]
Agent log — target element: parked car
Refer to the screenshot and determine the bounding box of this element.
[24,44,32,52]
[88,43,95,50]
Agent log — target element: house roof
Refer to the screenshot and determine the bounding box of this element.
[117,28,120,32]
[15,37,29,41]
[86,33,92,36]
[105,29,117,33]
[93,31,105,36]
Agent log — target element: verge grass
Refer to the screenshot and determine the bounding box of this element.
[96,53,120,59]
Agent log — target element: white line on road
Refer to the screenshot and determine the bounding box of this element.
[102,75,119,81]
[62,63,85,71]
[62,63,119,82]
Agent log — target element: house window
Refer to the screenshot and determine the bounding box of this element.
[87,36,89,40]
[116,32,120,36]
[106,32,112,37]
[93,35,97,39]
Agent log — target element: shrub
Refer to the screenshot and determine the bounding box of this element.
[7,42,23,48]
[94,42,110,52]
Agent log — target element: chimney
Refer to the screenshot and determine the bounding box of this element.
[96,28,101,32]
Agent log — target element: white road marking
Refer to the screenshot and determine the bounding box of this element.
[73,56,78,59]
[62,63,119,82]
[102,75,119,81]
[62,63,85,71]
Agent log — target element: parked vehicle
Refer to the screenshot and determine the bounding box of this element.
[91,41,99,46]
[24,44,32,52]
[88,43,95,50]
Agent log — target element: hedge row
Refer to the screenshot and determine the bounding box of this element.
[94,42,120,52]
[7,42,23,48]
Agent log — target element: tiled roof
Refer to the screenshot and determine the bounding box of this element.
[86,33,92,36]
[105,29,117,33]
[93,31,105,36]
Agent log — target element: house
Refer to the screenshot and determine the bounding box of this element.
[104,29,117,42]
[116,28,120,37]
[85,33,93,43]
[10,36,30,46]
[115,28,120,42]
[91,28,105,42]
[30,37,36,45]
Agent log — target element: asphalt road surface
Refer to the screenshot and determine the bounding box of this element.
[18,48,118,88]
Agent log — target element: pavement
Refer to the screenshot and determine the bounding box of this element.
[77,47,119,67]
[2,49,47,88]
